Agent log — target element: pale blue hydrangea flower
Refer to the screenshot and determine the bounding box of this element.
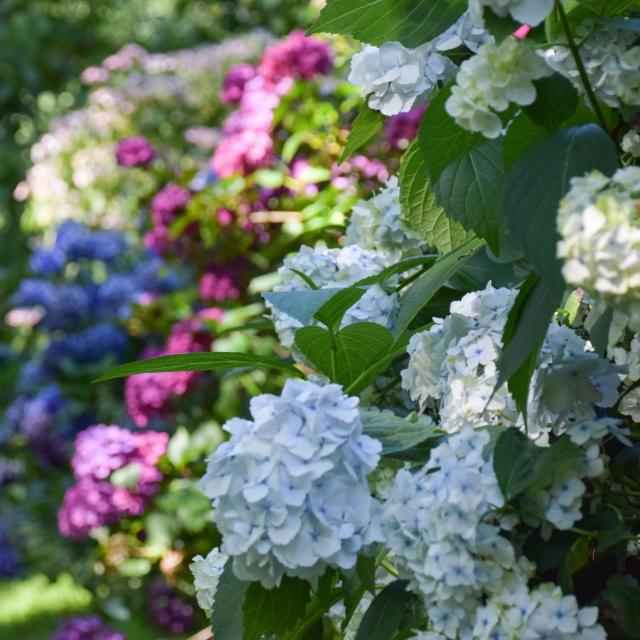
[468,0,553,27]
[199,380,382,588]
[189,548,228,616]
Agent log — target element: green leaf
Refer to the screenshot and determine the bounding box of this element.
[354,580,410,640]
[502,113,547,171]
[448,248,519,291]
[529,436,583,492]
[355,255,439,286]
[242,577,310,640]
[295,322,394,388]
[603,581,640,639]
[340,104,386,163]
[360,411,442,454]
[524,74,578,132]
[559,537,590,593]
[594,504,626,552]
[418,83,485,183]
[356,556,376,595]
[109,463,141,489]
[502,124,619,284]
[493,428,539,500]
[263,288,343,325]
[497,275,565,394]
[289,268,319,290]
[395,237,485,335]
[577,0,640,17]
[399,137,475,253]
[587,305,613,357]
[482,8,520,41]
[308,0,466,47]
[314,286,367,332]
[212,560,248,640]
[433,139,504,254]
[93,352,305,382]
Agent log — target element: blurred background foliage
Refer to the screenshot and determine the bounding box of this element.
[0,0,314,298]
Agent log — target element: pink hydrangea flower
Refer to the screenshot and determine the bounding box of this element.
[220,63,258,104]
[116,136,155,167]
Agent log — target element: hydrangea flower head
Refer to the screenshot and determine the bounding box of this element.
[150,184,191,226]
[446,38,551,138]
[384,104,426,150]
[258,31,333,84]
[52,616,126,640]
[349,41,456,116]
[147,580,195,635]
[345,176,425,264]
[115,136,155,167]
[220,63,257,104]
[545,22,640,108]
[557,167,640,325]
[199,379,382,587]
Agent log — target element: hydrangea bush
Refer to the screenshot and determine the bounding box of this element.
[2,27,409,638]
[98,2,640,639]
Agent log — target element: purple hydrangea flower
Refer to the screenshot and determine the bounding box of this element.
[147,581,195,635]
[258,31,333,83]
[115,136,155,167]
[220,63,257,104]
[51,616,126,640]
[384,104,427,150]
[150,184,191,227]
[45,324,128,366]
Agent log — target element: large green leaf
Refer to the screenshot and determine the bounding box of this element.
[399,138,474,253]
[308,0,466,47]
[577,0,640,17]
[212,560,248,640]
[242,577,310,640]
[603,582,640,639]
[524,74,578,132]
[295,322,394,387]
[497,274,565,391]
[360,411,442,454]
[418,83,485,183]
[93,352,305,382]
[314,286,368,332]
[502,124,619,284]
[340,103,386,163]
[395,237,485,335]
[502,113,547,172]
[433,139,504,254]
[354,580,410,640]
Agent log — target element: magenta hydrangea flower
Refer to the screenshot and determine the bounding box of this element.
[384,104,427,150]
[52,615,126,640]
[125,323,211,427]
[220,63,257,104]
[198,262,245,303]
[258,31,333,84]
[212,129,274,178]
[58,425,168,539]
[116,136,155,167]
[150,184,191,226]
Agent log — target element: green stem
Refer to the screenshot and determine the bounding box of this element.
[555,0,608,132]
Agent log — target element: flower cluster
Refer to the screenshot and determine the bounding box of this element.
[349,41,455,116]
[51,616,126,640]
[380,428,606,640]
[190,548,228,616]
[446,38,551,138]
[468,0,553,27]
[144,183,192,255]
[267,244,397,349]
[383,104,426,150]
[212,31,333,177]
[125,320,212,427]
[402,284,619,437]
[345,176,426,264]
[115,136,155,167]
[545,22,640,108]
[58,425,168,539]
[557,167,640,326]
[199,380,382,588]
[147,580,195,635]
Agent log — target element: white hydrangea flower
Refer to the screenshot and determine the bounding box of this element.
[189,548,228,616]
[267,245,398,349]
[379,427,607,639]
[199,380,382,588]
[622,130,640,158]
[446,38,551,138]
[349,41,456,116]
[544,23,640,108]
[557,167,640,327]
[468,0,553,27]
[402,284,620,439]
[345,177,426,264]
[434,11,489,53]
[610,333,640,383]
[620,387,640,421]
